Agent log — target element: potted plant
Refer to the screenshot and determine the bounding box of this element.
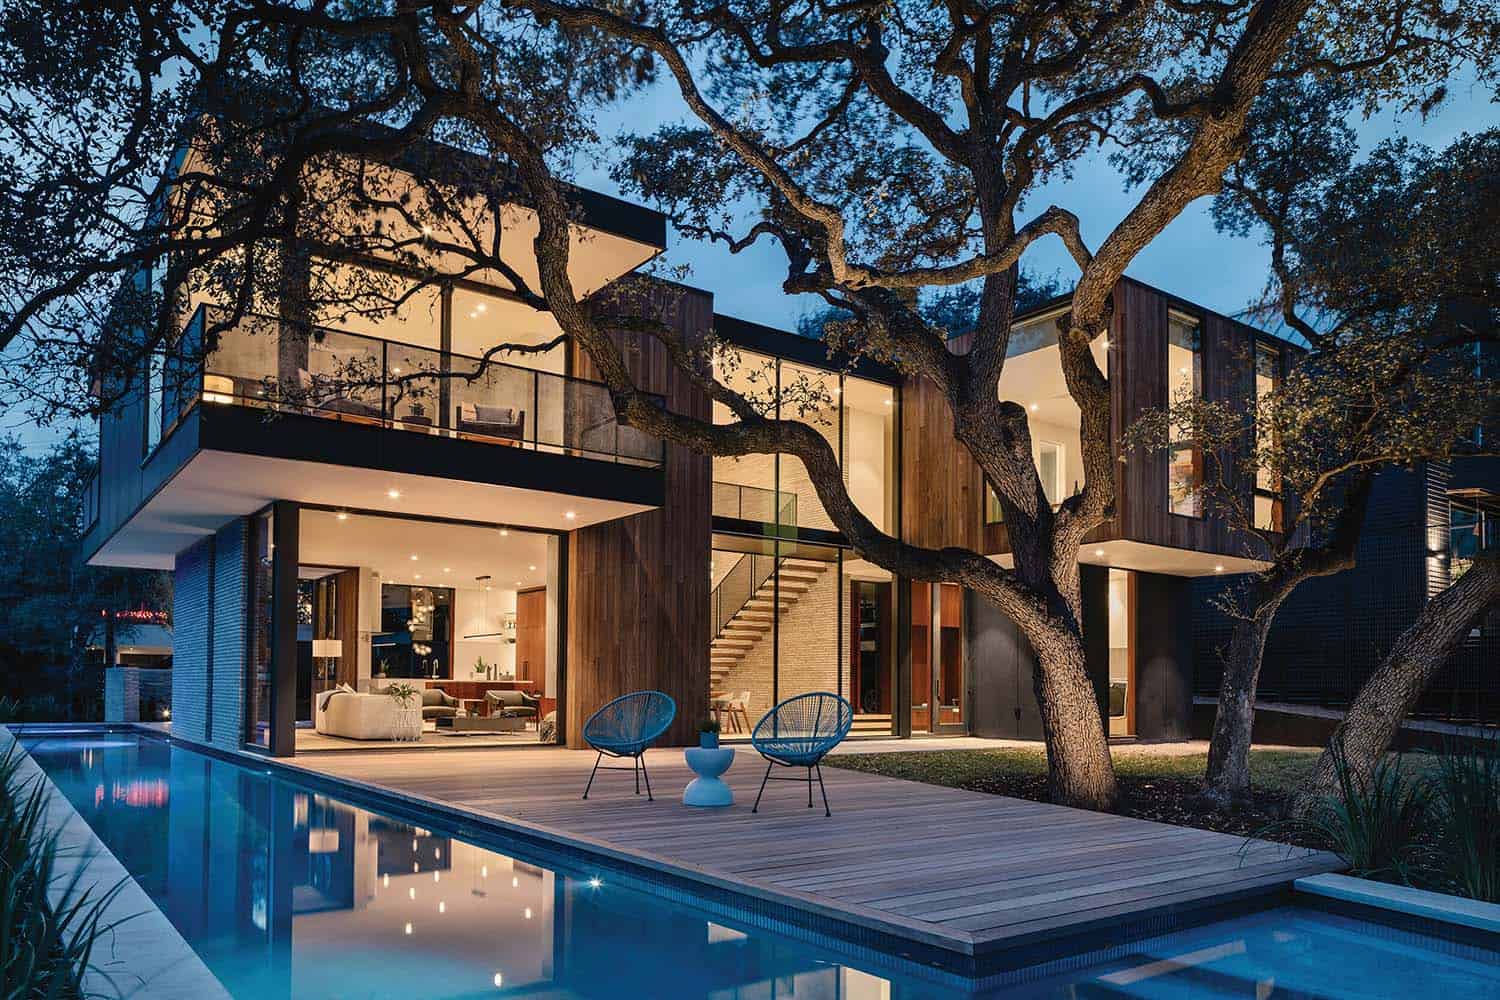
[697,717,721,749]
[385,682,422,741]
[473,656,490,678]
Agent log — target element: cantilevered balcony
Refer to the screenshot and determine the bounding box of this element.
[154,304,664,467]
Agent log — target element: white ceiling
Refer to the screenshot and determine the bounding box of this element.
[988,539,1268,578]
[300,509,550,591]
[89,450,652,570]
[996,336,1109,430]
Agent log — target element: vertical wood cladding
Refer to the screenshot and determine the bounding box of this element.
[565,282,713,747]
[902,278,1263,560]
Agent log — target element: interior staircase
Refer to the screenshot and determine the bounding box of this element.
[710,557,830,690]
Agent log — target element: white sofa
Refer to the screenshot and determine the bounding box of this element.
[315,689,399,740]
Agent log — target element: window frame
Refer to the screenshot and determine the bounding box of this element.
[1165,308,1206,519]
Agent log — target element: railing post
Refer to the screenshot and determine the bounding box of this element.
[381,341,389,424]
[533,371,540,453]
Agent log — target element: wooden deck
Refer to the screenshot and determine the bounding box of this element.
[288,745,1340,973]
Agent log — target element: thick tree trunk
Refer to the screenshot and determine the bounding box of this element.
[1032,638,1118,811]
[1202,610,1279,808]
[1202,479,1372,809]
[1292,553,1499,815]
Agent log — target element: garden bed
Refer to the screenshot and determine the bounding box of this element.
[827,746,1334,846]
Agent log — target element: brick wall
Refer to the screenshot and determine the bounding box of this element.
[170,537,210,742]
[170,519,249,752]
[715,563,846,722]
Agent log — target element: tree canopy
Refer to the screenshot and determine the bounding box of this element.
[0,0,1494,807]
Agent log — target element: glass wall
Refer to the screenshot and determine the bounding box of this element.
[1167,311,1203,517]
[1254,341,1283,531]
[246,508,275,749]
[708,537,846,738]
[711,350,781,522]
[842,376,896,533]
[1108,569,1133,736]
[710,351,896,535]
[778,362,841,531]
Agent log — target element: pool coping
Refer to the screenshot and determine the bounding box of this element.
[0,727,233,1000]
[1295,873,1500,935]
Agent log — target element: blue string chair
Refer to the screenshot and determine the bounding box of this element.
[750,692,853,817]
[581,690,677,801]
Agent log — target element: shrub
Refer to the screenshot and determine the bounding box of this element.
[0,746,126,997]
[1427,736,1500,902]
[1262,740,1430,886]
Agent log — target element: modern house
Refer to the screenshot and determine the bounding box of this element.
[1192,453,1500,727]
[82,131,1303,757]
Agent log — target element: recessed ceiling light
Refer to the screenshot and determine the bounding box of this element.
[1094,549,1105,557]
[410,554,419,561]
[514,581,522,587]
[336,511,349,521]
[404,921,413,935]
[1214,564,1225,573]
[528,565,536,571]
[443,567,451,573]
[387,489,401,499]
[564,511,577,520]
[1029,402,1039,412]
[883,399,892,406]
[414,574,422,580]
[499,528,509,537]
[392,366,402,374]
[493,974,504,988]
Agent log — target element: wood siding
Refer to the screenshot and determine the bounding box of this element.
[901,277,1265,561]
[565,282,714,747]
[1116,278,1261,554]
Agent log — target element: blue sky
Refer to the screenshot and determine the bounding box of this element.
[573,72,1496,332]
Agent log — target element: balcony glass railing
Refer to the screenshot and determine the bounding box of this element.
[160,304,665,467]
[711,481,797,525]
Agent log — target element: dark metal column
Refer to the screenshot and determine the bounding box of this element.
[269,500,300,757]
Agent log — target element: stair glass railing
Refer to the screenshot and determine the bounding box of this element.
[710,553,780,641]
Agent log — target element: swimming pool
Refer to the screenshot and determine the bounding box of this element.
[18,733,1500,998]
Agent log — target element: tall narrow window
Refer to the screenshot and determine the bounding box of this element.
[1167,312,1203,517]
[1254,342,1283,531]
[246,508,275,749]
[1037,440,1065,506]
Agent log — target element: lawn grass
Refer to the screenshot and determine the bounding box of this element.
[826,746,1329,841]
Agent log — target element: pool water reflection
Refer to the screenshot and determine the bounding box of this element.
[19,735,1500,1000]
[24,735,905,999]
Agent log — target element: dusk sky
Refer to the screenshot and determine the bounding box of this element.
[4,71,1492,452]
[573,70,1495,332]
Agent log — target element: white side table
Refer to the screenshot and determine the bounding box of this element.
[683,746,735,807]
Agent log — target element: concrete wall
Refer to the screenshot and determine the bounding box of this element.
[170,519,248,752]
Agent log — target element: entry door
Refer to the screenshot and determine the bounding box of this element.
[909,581,967,734]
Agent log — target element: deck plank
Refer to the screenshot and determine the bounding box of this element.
[288,745,1340,960]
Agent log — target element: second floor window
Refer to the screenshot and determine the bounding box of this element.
[1254,341,1283,531]
[1167,311,1203,517]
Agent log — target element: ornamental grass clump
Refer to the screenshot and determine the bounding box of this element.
[0,746,126,998]
[1259,740,1430,886]
[1427,736,1500,902]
